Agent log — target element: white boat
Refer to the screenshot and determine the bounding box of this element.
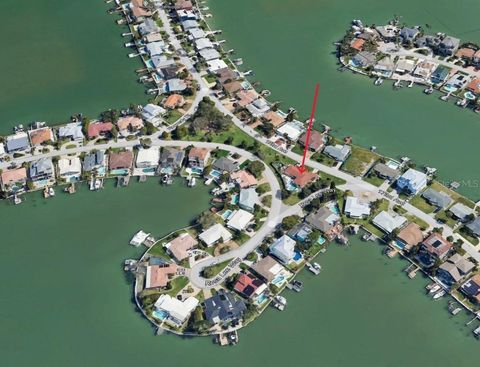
[313,262,321,271]
[424,86,434,94]
[374,77,383,86]
[433,290,445,299]
[408,80,414,88]
[428,284,441,294]
[129,230,150,247]
[273,303,285,311]
[48,187,55,197]
[188,177,197,187]
[13,195,22,205]
[274,295,287,306]
[474,325,480,338]
[307,263,320,275]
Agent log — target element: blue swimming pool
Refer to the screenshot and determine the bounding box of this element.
[110,169,130,176]
[293,251,303,262]
[395,240,406,250]
[160,166,174,175]
[286,180,298,192]
[143,167,156,173]
[317,236,326,245]
[210,169,221,179]
[152,310,168,320]
[254,293,268,305]
[272,275,286,286]
[222,209,233,220]
[231,194,239,205]
[191,167,203,175]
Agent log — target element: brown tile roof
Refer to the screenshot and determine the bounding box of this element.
[236,90,257,107]
[467,77,480,94]
[223,81,243,94]
[475,50,480,59]
[455,47,476,59]
[251,256,283,282]
[422,232,453,259]
[163,94,185,109]
[175,0,193,10]
[166,233,198,261]
[87,122,113,138]
[350,38,365,51]
[131,0,152,18]
[117,116,144,131]
[216,68,237,84]
[188,147,209,160]
[146,264,178,288]
[29,128,53,146]
[397,223,424,249]
[299,130,324,151]
[262,111,285,127]
[283,165,318,188]
[108,151,134,170]
[231,170,257,188]
[1,167,27,186]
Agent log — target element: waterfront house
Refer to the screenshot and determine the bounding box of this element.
[373,56,395,77]
[109,150,134,172]
[163,94,185,110]
[283,165,318,189]
[246,98,270,118]
[323,144,351,162]
[57,157,81,182]
[83,151,106,175]
[87,121,113,140]
[154,294,198,328]
[396,222,424,251]
[443,73,469,92]
[145,41,166,57]
[0,143,4,157]
[372,211,407,234]
[419,232,453,266]
[58,123,84,142]
[165,79,187,93]
[276,120,305,141]
[412,60,438,80]
[117,116,144,137]
[437,35,460,56]
[138,18,159,37]
[144,33,163,43]
[188,27,206,39]
[396,168,428,195]
[251,256,287,283]
[0,167,27,195]
[145,264,178,289]
[175,0,193,11]
[298,130,325,152]
[164,233,198,262]
[231,170,257,189]
[177,9,197,21]
[212,157,238,174]
[188,147,210,170]
[448,203,474,222]
[238,188,258,212]
[437,253,475,286]
[262,111,286,128]
[270,235,297,264]
[351,51,376,68]
[217,68,238,84]
[234,273,267,300]
[199,223,232,247]
[430,66,450,85]
[421,188,452,210]
[142,104,165,127]
[344,196,371,219]
[375,25,399,42]
[473,49,480,66]
[159,65,179,80]
[28,158,55,187]
[306,207,342,240]
[455,47,476,61]
[206,59,228,73]
[151,55,176,70]
[28,127,54,146]
[227,209,254,231]
[203,289,246,325]
[136,147,160,171]
[395,58,416,75]
[6,132,30,153]
[236,90,258,107]
[372,162,399,181]
[466,217,480,237]
[460,274,480,304]
[199,48,221,61]
[160,147,185,172]
[288,223,313,243]
[400,27,420,44]
[180,19,199,31]
[129,0,152,21]
[194,37,213,51]
[350,38,365,52]
[414,35,435,48]
[466,77,480,96]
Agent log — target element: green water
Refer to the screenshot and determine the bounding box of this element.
[0,180,478,366]
[0,0,146,132]
[207,0,480,200]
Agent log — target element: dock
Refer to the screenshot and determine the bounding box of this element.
[216,331,238,346]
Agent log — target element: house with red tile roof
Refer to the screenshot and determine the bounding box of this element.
[230,170,257,188]
[467,77,480,95]
[298,130,325,152]
[283,165,318,189]
[145,264,178,289]
[87,121,114,139]
[234,273,267,299]
[262,111,285,128]
[28,127,54,146]
[350,38,365,51]
[419,232,453,265]
[0,167,27,194]
[164,233,198,262]
[188,147,210,169]
[116,116,144,137]
[108,151,134,171]
[130,0,152,20]
[175,0,193,10]
[163,94,185,109]
[455,47,476,60]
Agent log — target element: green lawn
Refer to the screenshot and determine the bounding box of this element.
[202,260,231,278]
[342,146,379,177]
[456,227,480,245]
[164,110,183,125]
[363,173,385,187]
[434,210,457,228]
[405,214,429,231]
[409,195,436,214]
[164,276,189,297]
[429,181,475,208]
[148,242,171,261]
[261,195,272,207]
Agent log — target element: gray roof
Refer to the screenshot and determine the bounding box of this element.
[239,188,258,211]
[166,78,187,92]
[466,217,480,236]
[83,151,105,172]
[29,158,54,178]
[6,135,30,152]
[203,289,246,324]
[212,157,238,173]
[421,188,452,209]
[373,163,399,180]
[441,36,460,49]
[181,20,198,30]
[449,203,474,221]
[139,18,159,35]
[199,48,221,61]
[160,147,185,168]
[353,51,376,67]
[400,27,419,42]
[306,207,338,232]
[323,144,351,162]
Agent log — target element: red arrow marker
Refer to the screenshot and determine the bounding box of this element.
[299,83,320,173]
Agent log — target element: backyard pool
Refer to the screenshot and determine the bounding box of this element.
[293,251,303,262]
[221,209,233,220]
[231,194,239,205]
[152,310,168,321]
[110,169,130,176]
[210,169,221,179]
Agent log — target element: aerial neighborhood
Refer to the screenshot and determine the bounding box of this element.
[1,1,479,344]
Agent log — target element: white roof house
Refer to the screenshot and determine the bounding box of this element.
[344,197,371,218]
[207,59,228,73]
[199,223,232,246]
[145,41,166,56]
[189,28,205,39]
[154,294,199,327]
[246,98,270,117]
[372,211,407,234]
[276,120,305,141]
[142,103,166,126]
[226,209,254,231]
[0,142,5,156]
[195,37,214,50]
[239,187,258,212]
[58,123,84,141]
[396,168,428,194]
[199,48,221,61]
[136,147,160,169]
[57,157,82,182]
[270,235,296,264]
